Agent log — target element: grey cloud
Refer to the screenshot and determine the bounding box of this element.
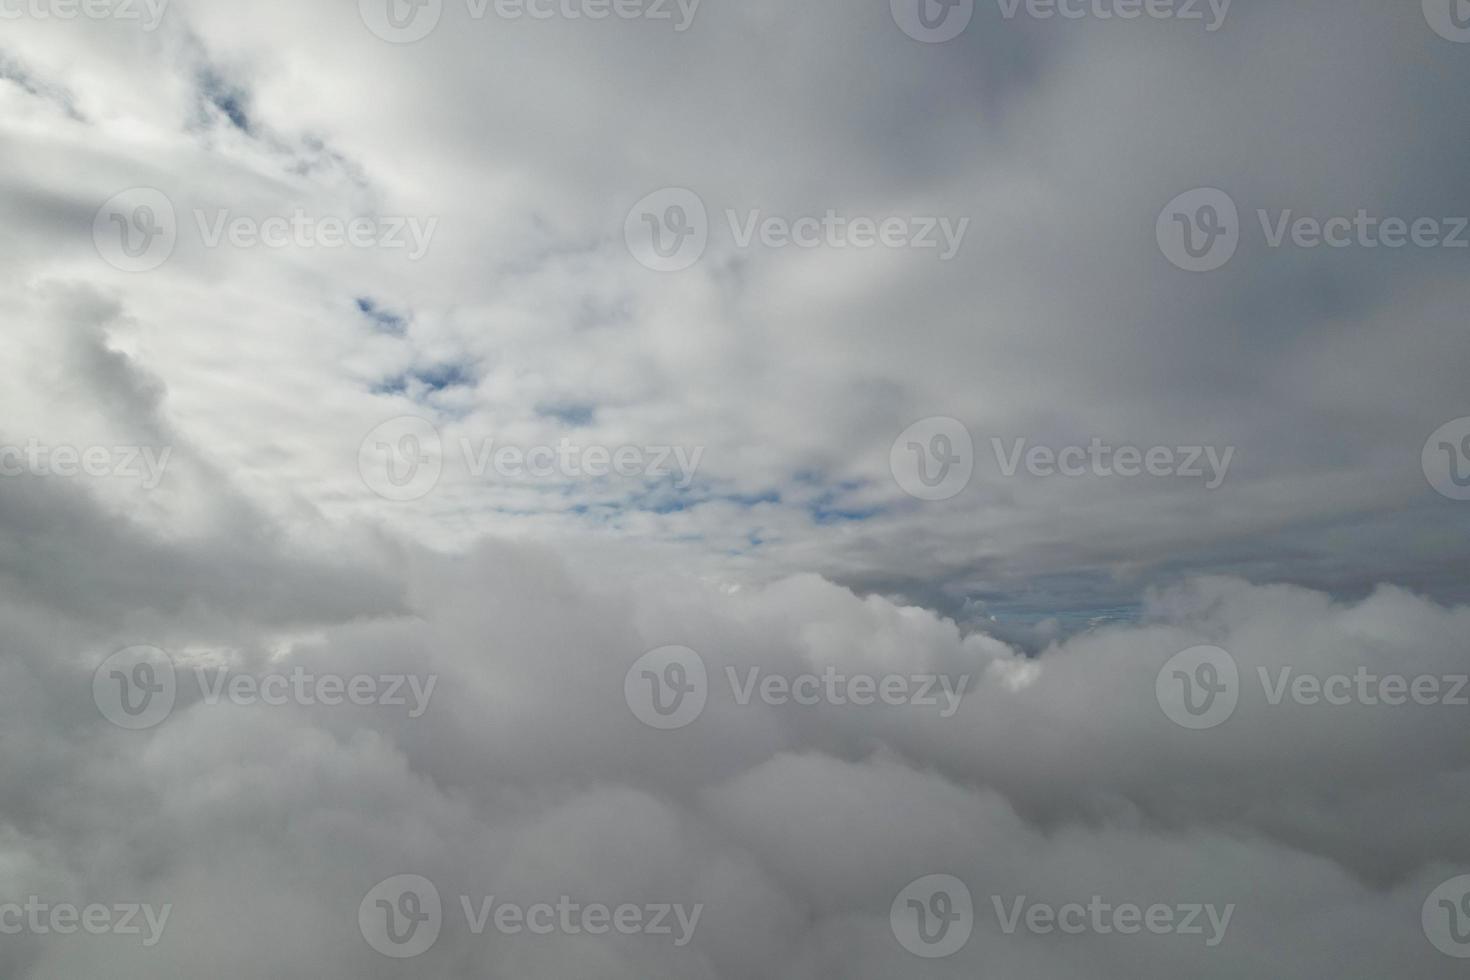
[0,1,1466,976]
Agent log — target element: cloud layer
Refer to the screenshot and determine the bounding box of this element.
[1,0,1468,975]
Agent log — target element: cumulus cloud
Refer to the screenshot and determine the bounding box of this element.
[1,0,1467,975]
[0,481,1465,976]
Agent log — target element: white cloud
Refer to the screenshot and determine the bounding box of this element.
[1,1,1467,975]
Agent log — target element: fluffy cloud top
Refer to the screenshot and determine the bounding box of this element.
[1,0,1468,976]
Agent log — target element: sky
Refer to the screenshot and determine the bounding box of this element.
[1,0,1469,976]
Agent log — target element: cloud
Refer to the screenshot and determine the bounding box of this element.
[0,473,1464,976]
[1,0,1466,608]
[0,0,1466,975]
